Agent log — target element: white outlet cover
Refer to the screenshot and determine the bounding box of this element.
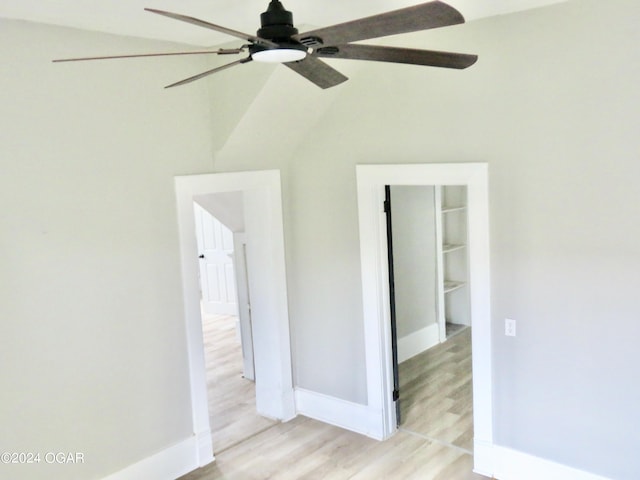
[505,318,516,337]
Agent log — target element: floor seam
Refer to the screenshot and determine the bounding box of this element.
[398,427,474,456]
[213,422,280,456]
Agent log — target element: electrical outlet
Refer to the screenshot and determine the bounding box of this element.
[505,318,516,337]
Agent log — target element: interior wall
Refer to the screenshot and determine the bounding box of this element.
[194,191,245,233]
[0,19,217,480]
[212,60,370,403]
[211,1,640,478]
[389,186,438,338]
[4,0,636,477]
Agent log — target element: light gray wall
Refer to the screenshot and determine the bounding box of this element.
[0,20,217,480]
[389,186,438,338]
[194,191,245,232]
[3,0,640,478]
[212,1,640,478]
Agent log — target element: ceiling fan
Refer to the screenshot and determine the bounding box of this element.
[53,1,477,89]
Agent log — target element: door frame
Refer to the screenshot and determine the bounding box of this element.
[174,170,295,467]
[356,163,493,474]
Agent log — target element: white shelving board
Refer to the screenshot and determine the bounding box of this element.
[444,280,466,294]
[436,185,471,341]
[442,243,466,254]
[442,205,466,214]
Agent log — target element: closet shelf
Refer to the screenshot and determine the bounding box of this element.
[442,243,466,253]
[444,281,466,293]
[442,205,466,213]
[437,185,470,337]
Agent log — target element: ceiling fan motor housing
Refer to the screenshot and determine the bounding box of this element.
[258,0,299,41]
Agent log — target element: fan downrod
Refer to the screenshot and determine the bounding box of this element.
[257,1,299,40]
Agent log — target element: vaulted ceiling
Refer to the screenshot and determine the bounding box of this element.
[1,0,566,46]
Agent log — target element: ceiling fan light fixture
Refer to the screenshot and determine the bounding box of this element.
[251,48,307,63]
[56,2,477,89]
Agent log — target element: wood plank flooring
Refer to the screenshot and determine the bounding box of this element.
[399,327,474,452]
[201,313,277,453]
[180,315,489,479]
[180,415,488,480]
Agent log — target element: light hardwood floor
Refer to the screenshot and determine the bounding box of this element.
[399,327,474,452]
[201,313,277,453]
[180,315,488,479]
[180,414,489,480]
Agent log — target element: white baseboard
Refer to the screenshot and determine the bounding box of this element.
[293,387,610,480]
[473,439,495,477]
[487,444,610,480]
[397,323,440,363]
[294,388,383,440]
[103,432,214,480]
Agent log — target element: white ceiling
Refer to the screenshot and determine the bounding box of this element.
[0,0,566,47]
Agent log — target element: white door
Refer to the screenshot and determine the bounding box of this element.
[194,203,238,315]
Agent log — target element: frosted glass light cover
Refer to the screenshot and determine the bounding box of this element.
[252,48,306,63]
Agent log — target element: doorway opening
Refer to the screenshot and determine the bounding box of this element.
[174,170,295,466]
[385,184,474,453]
[355,163,492,475]
[193,200,277,452]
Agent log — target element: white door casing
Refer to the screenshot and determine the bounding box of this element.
[355,163,493,477]
[174,170,295,468]
[194,203,238,316]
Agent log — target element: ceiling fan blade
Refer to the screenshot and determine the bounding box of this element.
[52,48,245,63]
[284,56,348,89]
[144,8,278,47]
[165,57,252,89]
[314,44,477,69]
[294,1,464,47]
